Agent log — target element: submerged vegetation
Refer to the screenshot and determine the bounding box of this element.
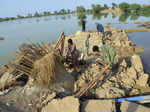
[0,9,74,22]
[118,2,150,22]
[76,3,150,22]
[0,3,150,23]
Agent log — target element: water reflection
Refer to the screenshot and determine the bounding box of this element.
[130,14,139,21]
[112,14,117,19]
[75,12,150,24]
[92,13,103,20]
[119,13,130,22]
[60,15,66,20]
[1,13,150,67]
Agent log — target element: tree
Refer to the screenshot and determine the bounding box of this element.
[119,2,130,13]
[129,3,141,13]
[77,13,86,20]
[54,11,58,15]
[34,12,41,17]
[119,13,129,22]
[92,13,102,20]
[76,6,86,20]
[104,4,109,9]
[59,9,66,14]
[43,11,51,16]
[130,13,140,20]
[76,6,86,13]
[140,6,150,17]
[92,4,102,13]
[112,3,118,9]
[17,14,24,18]
[47,12,51,15]
[67,9,71,13]
[27,13,32,18]
[0,18,4,22]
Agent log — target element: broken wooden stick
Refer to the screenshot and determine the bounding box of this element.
[75,64,110,98]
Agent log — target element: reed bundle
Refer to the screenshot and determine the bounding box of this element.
[0,31,65,90]
[0,42,62,89]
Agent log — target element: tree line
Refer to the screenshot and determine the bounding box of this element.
[119,2,150,16]
[0,9,74,22]
[1,2,150,22]
[118,3,150,22]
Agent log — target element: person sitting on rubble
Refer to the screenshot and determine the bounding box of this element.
[66,39,79,72]
[92,45,116,69]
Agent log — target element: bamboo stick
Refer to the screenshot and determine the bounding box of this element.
[0,72,24,90]
[75,64,110,98]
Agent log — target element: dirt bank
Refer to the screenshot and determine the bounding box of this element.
[124,28,150,33]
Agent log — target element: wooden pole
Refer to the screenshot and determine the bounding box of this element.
[54,31,64,50]
[75,64,110,98]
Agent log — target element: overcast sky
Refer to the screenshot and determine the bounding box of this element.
[0,0,150,17]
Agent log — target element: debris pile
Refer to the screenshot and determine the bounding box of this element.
[0,27,150,112]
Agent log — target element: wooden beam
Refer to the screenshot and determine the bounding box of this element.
[75,64,110,98]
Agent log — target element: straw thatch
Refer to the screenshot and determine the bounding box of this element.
[0,31,69,90]
[32,52,62,87]
[0,42,58,89]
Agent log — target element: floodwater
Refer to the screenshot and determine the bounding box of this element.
[128,32,150,73]
[0,14,150,73]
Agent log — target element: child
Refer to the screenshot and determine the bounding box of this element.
[85,34,90,56]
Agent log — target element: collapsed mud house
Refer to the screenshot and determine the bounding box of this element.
[0,27,150,112]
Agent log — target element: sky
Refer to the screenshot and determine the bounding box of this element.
[0,0,150,18]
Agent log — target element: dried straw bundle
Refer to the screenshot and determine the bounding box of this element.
[32,52,61,87]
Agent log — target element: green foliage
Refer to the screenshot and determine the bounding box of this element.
[54,11,58,15]
[43,11,51,16]
[76,6,86,13]
[140,6,150,17]
[9,17,16,20]
[119,13,129,22]
[130,13,140,20]
[59,9,67,14]
[129,3,141,13]
[0,17,16,22]
[104,4,109,9]
[77,13,86,20]
[112,3,118,9]
[92,13,103,20]
[27,13,32,18]
[76,6,86,20]
[78,20,83,27]
[119,2,130,13]
[67,9,71,13]
[92,4,102,13]
[1,3,150,23]
[34,12,41,17]
[17,14,24,18]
